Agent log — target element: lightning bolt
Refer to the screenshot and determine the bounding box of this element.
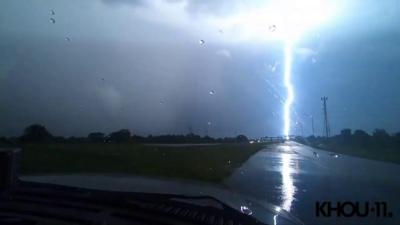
[283,40,294,139]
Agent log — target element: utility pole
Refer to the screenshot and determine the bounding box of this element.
[321,97,330,138]
[311,116,315,136]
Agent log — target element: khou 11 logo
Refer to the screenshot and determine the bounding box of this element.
[316,201,394,218]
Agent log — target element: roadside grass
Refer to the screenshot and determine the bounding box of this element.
[311,143,400,164]
[20,143,265,182]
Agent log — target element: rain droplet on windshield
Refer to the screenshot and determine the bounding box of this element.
[50,18,56,24]
[330,153,339,158]
[227,160,231,164]
[312,58,317,64]
[65,37,71,42]
[218,29,224,34]
[240,206,253,215]
[209,90,215,95]
[268,24,277,32]
[199,39,205,45]
[207,122,212,126]
[159,100,164,105]
[313,152,319,157]
[51,10,55,15]
[268,62,277,72]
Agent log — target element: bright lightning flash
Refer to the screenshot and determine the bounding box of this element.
[283,40,294,139]
[214,0,338,138]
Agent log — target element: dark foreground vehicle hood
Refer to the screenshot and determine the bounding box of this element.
[18,174,304,225]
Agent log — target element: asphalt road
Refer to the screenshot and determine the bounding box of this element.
[224,141,400,225]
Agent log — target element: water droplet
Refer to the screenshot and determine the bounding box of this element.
[312,58,317,64]
[268,24,276,32]
[240,171,244,175]
[207,121,212,126]
[199,39,205,45]
[65,37,71,42]
[159,100,164,105]
[51,10,55,15]
[50,18,56,24]
[209,90,215,95]
[227,160,231,164]
[330,153,339,158]
[302,189,307,192]
[240,206,253,215]
[268,62,277,72]
[218,29,224,34]
[313,152,319,157]
[209,167,213,171]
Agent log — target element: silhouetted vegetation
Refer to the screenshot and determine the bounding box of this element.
[88,132,105,143]
[304,128,400,164]
[1,125,263,183]
[0,124,250,145]
[19,124,53,143]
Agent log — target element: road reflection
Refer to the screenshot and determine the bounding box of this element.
[280,146,297,212]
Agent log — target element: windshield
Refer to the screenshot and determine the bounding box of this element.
[1,1,400,225]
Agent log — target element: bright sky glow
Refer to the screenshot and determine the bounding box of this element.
[213,0,338,137]
[213,0,338,43]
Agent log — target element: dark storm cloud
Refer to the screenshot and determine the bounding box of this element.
[102,0,145,7]
[101,0,264,16]
[0,33,282,137]
[1,0,400,138]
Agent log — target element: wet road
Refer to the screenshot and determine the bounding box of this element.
[224,141,400,225]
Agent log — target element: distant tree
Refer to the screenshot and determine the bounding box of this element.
[185,133,202,143]
[352,129,370,147]
[307,135,316,143]
[372,129,390,138]
[88,132,105,142]
[394,132,400,147]
[338,128,352,144]
[20,124,52,142]
[340,129,352,137]
[235,135,249,143]
[0,137,15,147]
[372,129,391,148]
[131,135,146,143]
[108,129,131,143]
[203,135,214,143]
[52,136,66,143]
[353,129,369,137]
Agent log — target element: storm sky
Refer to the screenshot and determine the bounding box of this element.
[1,0,400,137]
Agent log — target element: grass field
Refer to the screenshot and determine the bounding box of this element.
[19,143,266,183]
[319,144,400,164]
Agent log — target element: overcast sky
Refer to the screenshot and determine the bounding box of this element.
[1,0,400,137]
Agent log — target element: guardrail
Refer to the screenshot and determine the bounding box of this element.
[259,137,286,143]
